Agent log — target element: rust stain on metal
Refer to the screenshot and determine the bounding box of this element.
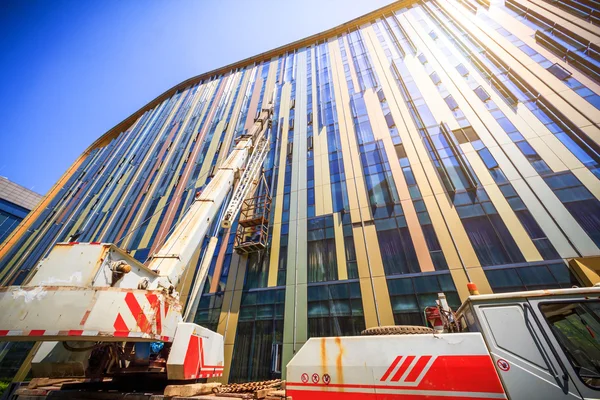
[320,337,328,388]
[335,337,344,386]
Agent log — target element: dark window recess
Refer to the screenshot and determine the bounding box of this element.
[445,95,459,110]
[462,126,480,142]
[289,118,294,130]
[456,63,469,76]
[474,86,491,102]
[385,112,395,128]
[547,63,572,81]
[418,53,428,64]
[307,112,313,125]
[286,143,293,157]
[430,71,442,85]
[429,30,439,40]
[453,126,480,145]
[453,129,469,145]
[290,98,296,109]
[307,136,314,150]
[395,143,407,159]
[377,88,386,102]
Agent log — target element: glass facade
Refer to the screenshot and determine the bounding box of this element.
[1,0,599,383]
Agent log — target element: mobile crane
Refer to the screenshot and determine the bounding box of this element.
[0,103,275,387]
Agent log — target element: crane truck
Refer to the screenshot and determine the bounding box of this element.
[0,103,275,390]
[1,100,600,400]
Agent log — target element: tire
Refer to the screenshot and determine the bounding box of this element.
[361,325,434,336]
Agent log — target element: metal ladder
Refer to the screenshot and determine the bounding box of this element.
[221,133,270,228]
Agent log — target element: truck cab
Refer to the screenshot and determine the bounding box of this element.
[458,287,600,399]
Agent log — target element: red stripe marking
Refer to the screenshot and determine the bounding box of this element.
[125,293,152,333]
[290,355,505,394]
[29,330,45,336]
[90,242,101,245]
[184,335,201,379]
[114,313,128,332]
[391,355,415,382]
[380,356,402,382]
[0,330,9,336]
[68,330,83,336]
[146,294,162,334]
[405,355,432,382]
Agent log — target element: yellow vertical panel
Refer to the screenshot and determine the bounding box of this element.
[333,213,348,280]
[353,223,378,327]
[359,278,379,328]
[267,222,282,287]
[319,127,334,215]
[362,223,386,278]
[352,226,371,279]
[372,276,395,326]
[401,199,435,272]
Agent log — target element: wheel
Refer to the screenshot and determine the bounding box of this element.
[360,325,434,335]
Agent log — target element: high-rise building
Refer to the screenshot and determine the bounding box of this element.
[1,0,599,383]
[0,177,41,246]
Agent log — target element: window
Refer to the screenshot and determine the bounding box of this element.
[547,63,572,81]
[387,273,460,326]
[194,293,224,332]
[474,86,491,102]
[544,172,600,247]
[429,30,438,40]
[230,289,285,383]
[541,301,600,389]
[430,71,441,85]
[307,215,338,282]
[445,95,459,110]
[456,63,469,76]
[418,53,428,64]
[485,263,578,293]
[454,190,525,266]
[307,281,365,338]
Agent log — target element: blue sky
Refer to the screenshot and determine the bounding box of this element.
[0,0,394,194]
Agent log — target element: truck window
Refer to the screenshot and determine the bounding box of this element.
[540,301,600,390]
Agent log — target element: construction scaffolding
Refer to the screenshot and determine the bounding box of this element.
[234,188,271,255]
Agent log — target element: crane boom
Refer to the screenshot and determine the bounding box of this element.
[0,104,274,381]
